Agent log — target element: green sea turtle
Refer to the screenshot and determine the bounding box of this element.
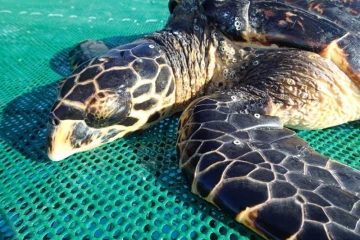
[47,0,360,239]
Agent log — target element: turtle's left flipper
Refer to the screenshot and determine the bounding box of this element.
[69,40,110,70]
[177,87,360,240]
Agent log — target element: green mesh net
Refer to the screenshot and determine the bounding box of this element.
[0,0,359,239]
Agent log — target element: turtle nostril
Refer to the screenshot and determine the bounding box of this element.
[48,114,60,126]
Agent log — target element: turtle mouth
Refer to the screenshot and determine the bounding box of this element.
[46,120,115,161]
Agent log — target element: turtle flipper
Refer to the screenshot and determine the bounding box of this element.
[69,40,109,70]
[177,87,360,240]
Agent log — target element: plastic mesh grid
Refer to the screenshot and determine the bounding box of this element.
[0,0,359,239]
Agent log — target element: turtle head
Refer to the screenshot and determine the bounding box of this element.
[47,40,176,161]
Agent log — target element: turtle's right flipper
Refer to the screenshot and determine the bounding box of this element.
[177,87,360,239]
[69,40,109,71]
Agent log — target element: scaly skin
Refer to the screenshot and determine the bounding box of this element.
[47,0,360,159]
[47,0,215,160]
[205,37,360,129]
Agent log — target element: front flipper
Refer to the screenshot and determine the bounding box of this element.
[177,87,360,240]
[69,40,110,70]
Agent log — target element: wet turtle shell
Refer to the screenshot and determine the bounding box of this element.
[202,0,360,85]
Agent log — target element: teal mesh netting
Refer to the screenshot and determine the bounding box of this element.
[0,0,359,239]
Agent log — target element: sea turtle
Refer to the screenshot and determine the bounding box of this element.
[47,0,360,239]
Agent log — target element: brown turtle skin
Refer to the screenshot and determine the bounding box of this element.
[47,0,360,239]
[48,40,177,160]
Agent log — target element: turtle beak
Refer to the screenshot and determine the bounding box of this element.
[46,118,103,161]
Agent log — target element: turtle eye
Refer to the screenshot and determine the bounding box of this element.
[168,0,179,14]
[85,90,131,128]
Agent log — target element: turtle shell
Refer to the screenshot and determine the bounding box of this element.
[202,0,360,85]
[280,0,360,33]
[203,0,360,34]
